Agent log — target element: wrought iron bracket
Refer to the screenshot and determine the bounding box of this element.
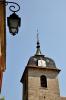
[0,1,20,13]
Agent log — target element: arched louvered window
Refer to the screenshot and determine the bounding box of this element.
[40,75,47,88]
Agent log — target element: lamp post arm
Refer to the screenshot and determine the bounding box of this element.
[0,1,20,13]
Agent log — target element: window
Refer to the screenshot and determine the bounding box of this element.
[40,75,47,88]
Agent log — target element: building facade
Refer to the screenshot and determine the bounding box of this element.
[0,0,6,93]
[21,34,66,100]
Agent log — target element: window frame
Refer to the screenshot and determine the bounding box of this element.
[40,75,47,88]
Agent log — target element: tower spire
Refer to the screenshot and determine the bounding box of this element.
[35,29,42,55]
[37,29,40,48]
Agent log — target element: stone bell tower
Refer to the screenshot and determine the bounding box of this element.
[20,34,66,100]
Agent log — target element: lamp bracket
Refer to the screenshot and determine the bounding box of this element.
[0,1,20,13]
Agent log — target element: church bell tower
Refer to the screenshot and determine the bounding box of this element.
[20,33,66,100]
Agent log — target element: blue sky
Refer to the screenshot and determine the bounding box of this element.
[1,0,66,100]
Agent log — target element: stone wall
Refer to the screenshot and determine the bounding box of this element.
[28,67,61,100]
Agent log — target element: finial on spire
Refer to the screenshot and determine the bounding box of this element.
[37,29,39,43]
[35,29,42,55]
[37,29,40,48]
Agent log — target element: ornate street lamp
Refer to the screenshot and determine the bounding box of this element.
[0,1,21,36]
[7,12,21,36]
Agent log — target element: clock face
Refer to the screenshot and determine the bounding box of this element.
[38,60,46,67]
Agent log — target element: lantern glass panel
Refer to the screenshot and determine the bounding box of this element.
[9,19,19,34]
[9,19,19,28]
